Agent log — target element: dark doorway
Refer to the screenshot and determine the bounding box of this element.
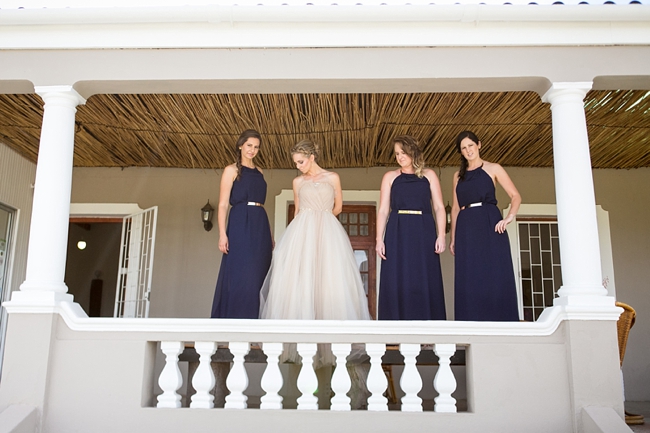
[65,219,122,317]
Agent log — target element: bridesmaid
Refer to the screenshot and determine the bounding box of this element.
[376,135,447,320]
[450,130,521,321]
[211,129,273,318]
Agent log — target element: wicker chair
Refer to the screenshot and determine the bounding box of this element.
[616,301,644,425]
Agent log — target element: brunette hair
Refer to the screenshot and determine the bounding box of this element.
[235,129,262,179]
[291,139,320,163]
[393,135,425,178]
[456,130,480,181]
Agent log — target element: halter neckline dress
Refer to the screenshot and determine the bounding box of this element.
[454,166,518,321]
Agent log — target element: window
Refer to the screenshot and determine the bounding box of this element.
[517,218,562,321]
[507,204,616,321]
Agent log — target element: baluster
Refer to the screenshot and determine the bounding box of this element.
[366,343,388,411]
[260,342,284,410]
[296,343,318,410]
[434,343,457,413]
[400,343,423,412]
[157,341,183,408]
[190,341,217,409]
[330,343,352,411]
[225,342,250,409]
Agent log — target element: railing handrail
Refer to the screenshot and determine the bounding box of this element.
[0,300,621,339]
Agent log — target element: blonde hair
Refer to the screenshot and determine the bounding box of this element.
[291,139,320,163]
[393,135,425,178]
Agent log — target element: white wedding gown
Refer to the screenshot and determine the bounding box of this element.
[260,180,371,320]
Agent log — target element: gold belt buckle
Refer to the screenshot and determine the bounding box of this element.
[397,210,422,215]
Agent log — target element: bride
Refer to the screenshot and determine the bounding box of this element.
[260,139,371,321]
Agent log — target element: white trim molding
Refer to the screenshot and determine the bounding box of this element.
[1,300,623,337]
[69,203,143,217]
[1,5,650,50]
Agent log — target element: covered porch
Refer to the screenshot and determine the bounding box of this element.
[1,2,650,432]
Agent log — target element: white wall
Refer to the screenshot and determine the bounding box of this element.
[0,143,36,375]
[0,143,36,300]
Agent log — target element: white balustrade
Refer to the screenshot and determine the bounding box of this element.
[366,343,388,411]
[400,343,423,412]
[190,341,217,409]
[157,341,183,408]
[330,343,352,411]
[155,339,462,413]
[260,342,284,410]
[433,343,457,413]
[225,342,250,409]
[296,343,318,410]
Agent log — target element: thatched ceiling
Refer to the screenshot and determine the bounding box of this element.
[0,90,649,170]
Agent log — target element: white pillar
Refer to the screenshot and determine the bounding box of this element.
[15,85,85,304]
[542,82,610,307]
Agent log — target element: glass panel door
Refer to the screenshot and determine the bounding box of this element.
[114,206,158,318]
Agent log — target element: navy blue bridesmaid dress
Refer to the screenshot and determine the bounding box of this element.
[454,165,518,321]
[211,166,273,318]
[378,173,446,320]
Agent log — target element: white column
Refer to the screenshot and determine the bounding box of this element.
[190,341,217,409]
[15,85,86,304]
[366,343,388,411]
[225,342,250,409]
[433,344,457,413]
[330,343,352,411]
[400,343,422,412]
[542,82,610,307]
[260,342,284,410]
[296,343,318,410]
[157,341,184,408]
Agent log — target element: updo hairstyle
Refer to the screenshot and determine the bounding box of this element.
[291,139,320,163]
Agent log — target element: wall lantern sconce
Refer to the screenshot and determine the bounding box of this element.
[201,200,214,232]
[445,202,452,234]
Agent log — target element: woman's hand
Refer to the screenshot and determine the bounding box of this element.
[219,234,229,254]
[449,240,455,256]
[495,214,514,234]
[376,240,386,260]
[435,234,446,254]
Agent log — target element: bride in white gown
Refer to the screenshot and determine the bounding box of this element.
[260,139,371,321]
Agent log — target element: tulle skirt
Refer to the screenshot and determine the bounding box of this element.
[260,208,371,321]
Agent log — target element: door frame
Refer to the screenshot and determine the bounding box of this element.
[0,202,17,381]
[69,203,145,317]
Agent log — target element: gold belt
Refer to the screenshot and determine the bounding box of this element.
[247,202,263,207]
[398,210,422,215]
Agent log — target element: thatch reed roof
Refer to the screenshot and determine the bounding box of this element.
[0,90,648,170]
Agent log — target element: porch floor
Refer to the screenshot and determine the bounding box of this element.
[627,402,650,432]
